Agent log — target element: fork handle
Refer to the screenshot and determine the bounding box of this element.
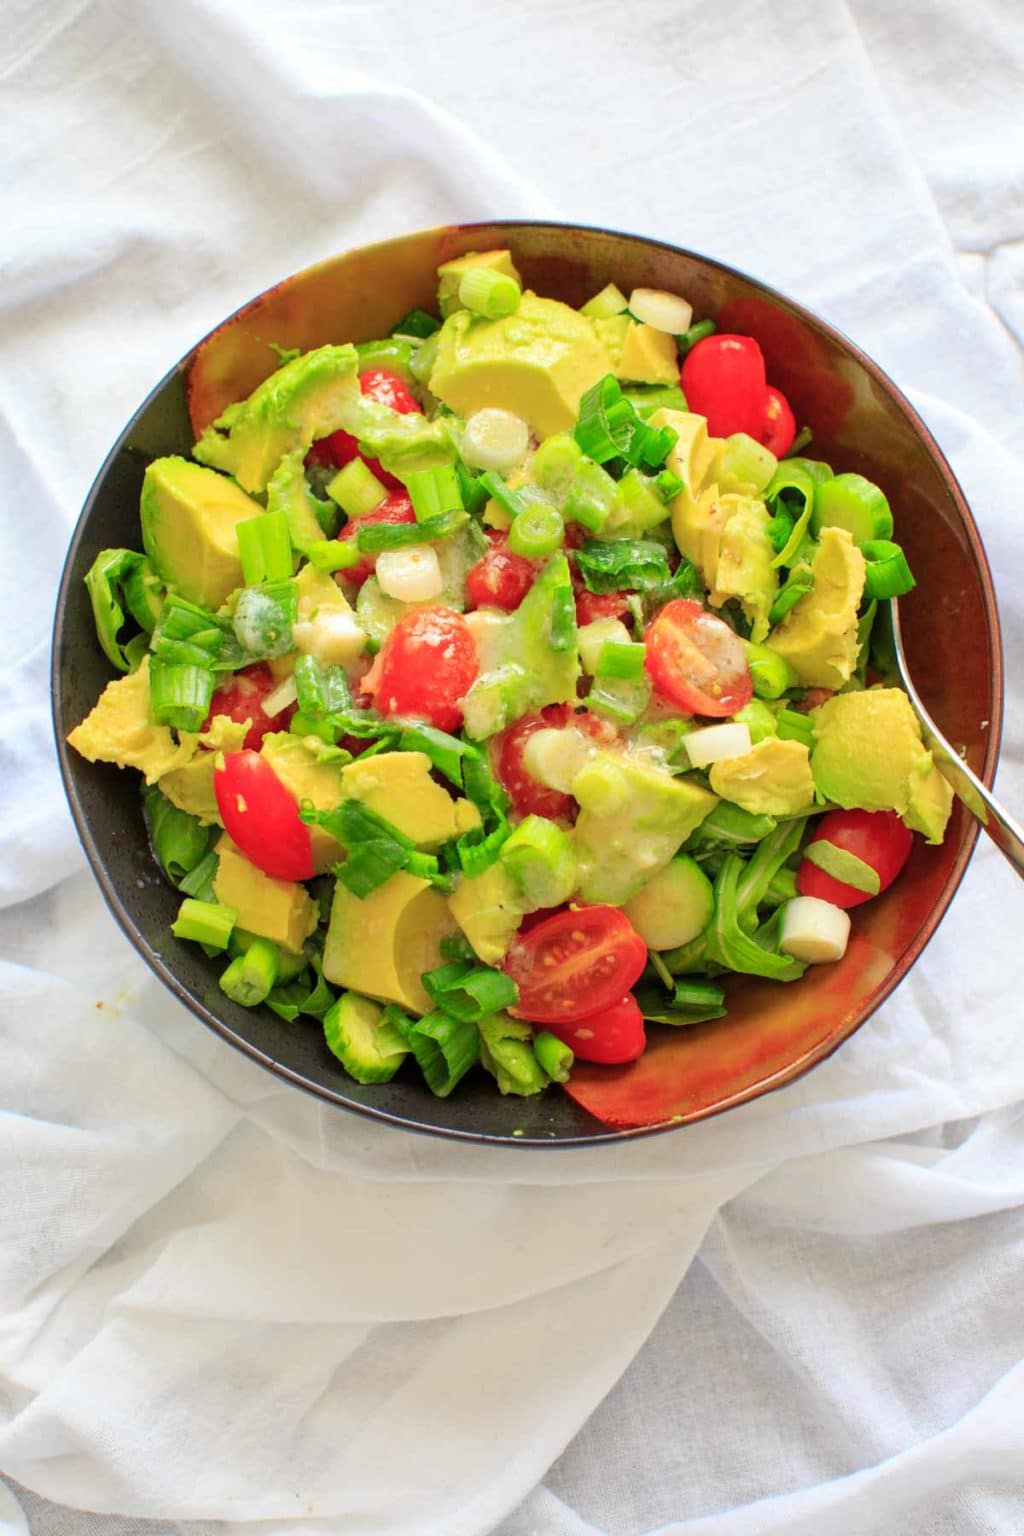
[925,734,1024,880]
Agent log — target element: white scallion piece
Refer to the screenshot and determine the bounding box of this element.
[628,287,694,335]
[578,617,632,675]
[261,674,298,718]
[461,409,530,473]
[780,897,851,964]
[522,727,594,794]
[375,546,444,603]
[683,721,752,769]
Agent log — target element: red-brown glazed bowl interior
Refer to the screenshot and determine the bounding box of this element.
[53,222,1003,1144]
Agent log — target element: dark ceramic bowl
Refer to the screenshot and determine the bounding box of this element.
[52,221,1003,1145]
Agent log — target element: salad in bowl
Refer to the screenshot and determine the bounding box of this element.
[66,247,953,1103]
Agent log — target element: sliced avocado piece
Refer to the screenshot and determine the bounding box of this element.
[461,553,580,740]
[323,871,458,1013]
[616,321,679,385]
[708,495,778,642]
[323,992,409,1084]
[339,751,460,849]
[810,687,953,843]
[140,457,263,609]
[267,447,336,552]
[429,292,613,438]
[437,249,523,318]
[769,527,866,688]
[447,861,524,965]
[66,656,197,785]
[193,344,361,493]
[709,738,816,817]
[261,731,345,873]
[653,408,725,569]
[158,714,249,824]
[573,752,718,905]
[213,836,318,954]
[590,313,631,369]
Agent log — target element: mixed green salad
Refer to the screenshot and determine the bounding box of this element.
[69,249,953,1100]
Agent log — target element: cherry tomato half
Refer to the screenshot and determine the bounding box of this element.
[680,334,767,438]
[644,599,753,717]
[336,492,416,586]
[205,663,294,751]
[504,906,648,1025]
[759,385,796,457]
[797,809,913,909]
[576,590,631,627]
[365,606,478,732]
[544,994,647,1064]
[306,368,422,485]
[466,530,537,612]
[493,706,618,821]
[214,750,314,881]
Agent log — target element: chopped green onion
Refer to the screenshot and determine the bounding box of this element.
[294,654,351,717]
[124,633,149,671]
[307,538,360,572]
[586,675,651,726]
[456,819,511,879]
[455,460,490,514]
[478,469,527,521]
[742,640,797,700]
[574,374,636,463]
[386,1005,480,1097]
[326,458,388,518]
[655,469,685,502]
[533,1031,573,1082]
[84,548,148,671]
[861,540,916,599]
[172,897,236,950]
[548,580,577,653]
[677,319,716,354]
[785,426,814,457]
[311,799,414,898]
[236,511,293,586]
[612,469,670,533]
[812,473,894,544]
[766,460,818,570]
[143,785,211,884]
[356,508,467,551]
[673,978,725,1009]
[574,538,672,594]
[803,839,881,894]
[219,938,280,1007]
[766,511,795,553]
[562,459,619,533]
[178,848,219,902]
[148,660,214,731]
[404,850,453,890]
[500,814,577,909]
[716,433,778,495]
[392,307,441,339]
[409,331,440,385]
[440,932,476,963]
[399,724,478,788]
[122,557,166,632]
[422,960,519,1022]
[625,418,678,472]
[458,266,521,319]
[478,1013,548,1096]
[596,640,646,679]
[768,568,814,626]
[508,504,565,559]
[232,580,297,660]
[532,433,584,495]
[404,465,464,522]
[463,749,511,819]
[776,708,814,747]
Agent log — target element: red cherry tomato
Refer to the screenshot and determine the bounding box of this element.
[797,809,913,910]
[504,907,648,1026]
[644,599,753,717]
[336,492,416,586]
[465,531,536,612]
[680,334,767,438]
[365,606,478,732]
[493,706,617,821]
[214,750,314,881]
[759,385,796,457]
[544,994,647,1064]
[576,590,631,627]
[306,368,422,485]
[204,663,294,751]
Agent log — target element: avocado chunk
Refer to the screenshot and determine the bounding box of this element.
[66,656,197,785]
[292,564,367,667]
[769,527,866,688]
[261,731,345,873]
[616,321,679,385]
[709,738,816,817]
[158,714,249,824]
[437,249,523,317]
[340,751,460,849]
[140,457,264,609]
[447,861,524,965]
[810,687,953,843]
[590,314,631,369]
[429,292,613,438]
[461,553,580,739]
[323,871,458,1013]
[213,836,318,953]
[572,752,719,905]
[193,344,361,493]
[656,408,722,563]
[267,447,335,552]
[708,494,778,643]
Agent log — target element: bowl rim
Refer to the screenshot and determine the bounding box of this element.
[51,218,1005,1147]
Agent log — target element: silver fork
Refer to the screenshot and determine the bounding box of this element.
[878,599,1024,879]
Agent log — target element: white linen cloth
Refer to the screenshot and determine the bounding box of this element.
[1,1,1023,1533]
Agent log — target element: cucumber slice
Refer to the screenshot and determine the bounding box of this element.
[323,992,409,1084]
[622,854,714,951]
[811,473,893,544]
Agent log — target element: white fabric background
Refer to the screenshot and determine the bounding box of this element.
[2,1,1023,1533]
